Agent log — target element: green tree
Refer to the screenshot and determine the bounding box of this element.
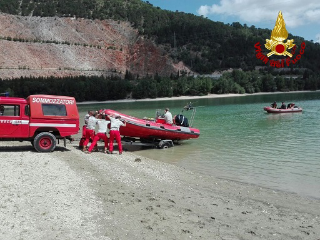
[275,75,286,91]
[262,74,277,92]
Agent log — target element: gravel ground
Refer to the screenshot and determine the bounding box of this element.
[0,141,319,240]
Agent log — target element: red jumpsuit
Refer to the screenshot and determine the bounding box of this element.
[108,117,125,154]
[109,130,122,153]
[83,116,97,148]
[88,133,108,152]
[83,129,95,147]
[79,113,90,147]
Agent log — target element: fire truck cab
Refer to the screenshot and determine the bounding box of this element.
[0,95,79,152]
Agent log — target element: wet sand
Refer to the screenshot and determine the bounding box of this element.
[0,141,319,240]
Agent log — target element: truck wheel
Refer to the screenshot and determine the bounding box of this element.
[34,132,57,152]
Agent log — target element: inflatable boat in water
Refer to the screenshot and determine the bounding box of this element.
[263,106,303,113]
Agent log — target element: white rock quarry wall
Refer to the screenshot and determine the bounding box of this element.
[0,13,186,79]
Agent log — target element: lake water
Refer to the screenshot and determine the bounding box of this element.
[78,92,320,199]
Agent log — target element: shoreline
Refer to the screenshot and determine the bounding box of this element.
[77,90,319,105]
[1,141,320,240]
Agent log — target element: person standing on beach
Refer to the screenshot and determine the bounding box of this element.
[84,111,90,124]
[86,113,110,154]
[107,115,126,155]
[79,110,91,148]
[83,111,98,152]
[164,108,173,124]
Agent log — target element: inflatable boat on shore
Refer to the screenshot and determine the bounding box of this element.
[103,109,200,141]
[264,106,303,113]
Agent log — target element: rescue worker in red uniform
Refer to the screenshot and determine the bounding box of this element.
[83,111,98,151]
[107,115,126,155]
[79,110,90,148]
[86,113,110,153]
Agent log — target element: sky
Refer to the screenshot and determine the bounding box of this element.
[142,0,320,43]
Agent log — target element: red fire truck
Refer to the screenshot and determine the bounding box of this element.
[0,95,79,152]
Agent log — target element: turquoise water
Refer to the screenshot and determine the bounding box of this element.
[78,92,320,199]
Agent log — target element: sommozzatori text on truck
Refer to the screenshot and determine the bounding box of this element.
[0,95,79,152]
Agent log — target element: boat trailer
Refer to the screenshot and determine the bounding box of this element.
[121,137,174,149]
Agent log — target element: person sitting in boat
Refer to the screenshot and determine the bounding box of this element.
[164,108,173,125]
[184,102,193,111]
[287,103,294,109]
[271,101,277,108]
[280,102,287,109]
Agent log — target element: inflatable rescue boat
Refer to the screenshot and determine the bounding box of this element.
[263,106,303,113]
[103,109,200,140]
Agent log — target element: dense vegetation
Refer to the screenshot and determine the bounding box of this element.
[0,75,212,101]
[1,70,319,101]
[1,0,320,74]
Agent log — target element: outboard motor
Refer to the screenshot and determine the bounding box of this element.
[175,114,189,127]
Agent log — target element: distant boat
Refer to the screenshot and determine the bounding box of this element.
[263,106,302,113]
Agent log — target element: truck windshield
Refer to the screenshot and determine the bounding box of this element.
[42,104,67,116]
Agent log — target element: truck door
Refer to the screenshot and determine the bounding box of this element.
[0,104,28,137]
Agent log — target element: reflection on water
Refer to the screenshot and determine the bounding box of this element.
[78,92,320,199]
[265,111,302,120]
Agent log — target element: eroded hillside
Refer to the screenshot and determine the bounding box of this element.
[0,13,190,79]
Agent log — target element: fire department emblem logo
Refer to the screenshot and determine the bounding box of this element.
[265,11,295,57]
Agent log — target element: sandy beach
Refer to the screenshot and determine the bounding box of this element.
[77,91,318,105]
[0,141,319,240]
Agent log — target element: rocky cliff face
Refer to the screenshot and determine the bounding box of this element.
[0,13,191,79]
